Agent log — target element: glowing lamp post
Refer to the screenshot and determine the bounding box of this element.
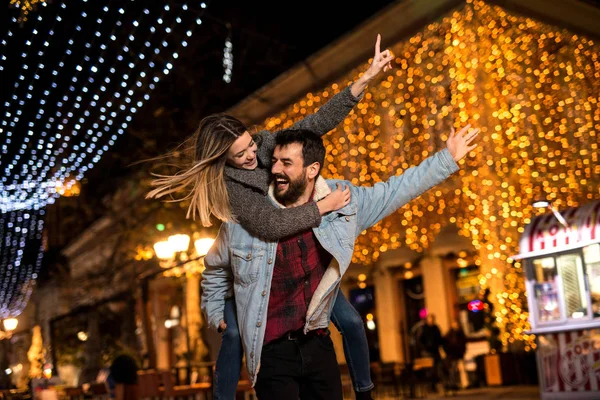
[148,232,215,371]
[194,238,215,257]
[2,318,18,333]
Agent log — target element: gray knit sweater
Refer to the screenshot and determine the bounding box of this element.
[224,86,361,241]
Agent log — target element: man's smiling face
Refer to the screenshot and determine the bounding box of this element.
[271,143,309,205]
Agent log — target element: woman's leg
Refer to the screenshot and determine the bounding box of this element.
[213,297,243,400]
[330,290,374,395]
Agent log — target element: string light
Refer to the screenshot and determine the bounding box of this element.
[0,11,48,158]
[60,1,207,186]
[0,17,19,72]
[5,0,139,197]
[260,0,600,348]
[1,1,69,179]
[0,2,211,319]
[222,24,233,83]
[58,3,189,183]
[0,1,211,212]
[0,209,44,319]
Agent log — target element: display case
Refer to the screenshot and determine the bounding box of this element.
[515,200,600,399]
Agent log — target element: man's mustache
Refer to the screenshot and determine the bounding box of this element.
[272,174,289,181]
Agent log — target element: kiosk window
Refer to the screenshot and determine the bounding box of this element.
[532,257,561,323]
[556,253,587,319]
[583,244,600,318]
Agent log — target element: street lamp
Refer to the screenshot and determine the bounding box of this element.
[168,234,191,253]
[153,234,192,262]
[2,318,18,333]
[152,233,215,273]
[153,240,176,260]
[0,318,18,340]
[148,233,215,376]
[533,200,569,228]
[194,238,215,257]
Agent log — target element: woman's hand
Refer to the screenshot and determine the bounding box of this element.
[351,34,394,97]
[364,34,394,79]
[446,124,479,162]
[317,183,351,215]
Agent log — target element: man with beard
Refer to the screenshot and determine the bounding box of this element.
[202,126,478,399]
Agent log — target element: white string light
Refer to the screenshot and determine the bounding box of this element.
[3,1,131,193]
[63,2,201,183]
[0,12,47,161]
[0,1,210,318]
[1,1,70,176]
[53,3,175,183]
[13,2,174,202]
[0,17,19,72]
[0,209,44,319]
[222,25,233,83]
[0,1,210,213]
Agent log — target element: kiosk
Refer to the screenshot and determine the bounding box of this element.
[515,199,600,399]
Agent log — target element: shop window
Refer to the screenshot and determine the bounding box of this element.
[454,266,484,332]
[556,253,587,319]
[349,285,380,362]
[529,246,600,329]
[583,243,600,318]
[531,257,562,323]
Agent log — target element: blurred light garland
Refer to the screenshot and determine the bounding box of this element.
[1,1,210,213]
[222,24,233,83]
[261,0,600,348]
[0,1,210,319]
[0,209,44,319]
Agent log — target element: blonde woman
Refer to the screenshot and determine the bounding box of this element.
[147,35,393,400]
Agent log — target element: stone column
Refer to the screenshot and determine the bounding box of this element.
[185,270,210,373]
[421,255,451,334]
[374,268,403,362]
[152,280,172,371]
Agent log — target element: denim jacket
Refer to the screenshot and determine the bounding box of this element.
[201,148,459,385]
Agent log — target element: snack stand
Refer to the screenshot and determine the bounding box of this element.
[515,200,600,399]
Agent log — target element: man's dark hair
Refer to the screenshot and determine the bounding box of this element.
[274,129,325,172]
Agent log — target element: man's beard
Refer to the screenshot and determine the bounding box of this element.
[273,170,308,205]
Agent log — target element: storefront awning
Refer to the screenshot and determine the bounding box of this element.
[513,200,600,260]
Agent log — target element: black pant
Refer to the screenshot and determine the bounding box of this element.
[254,332,343,400]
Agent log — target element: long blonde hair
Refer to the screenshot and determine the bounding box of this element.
[146,114,248,226]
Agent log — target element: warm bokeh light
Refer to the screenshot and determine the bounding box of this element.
[2,318,18,332]
[168,234,190,253]
[366,320,377,331]
[153,240,174,260]
[194,238,215,257]
[260,0,600,348]
[54,180,81,197]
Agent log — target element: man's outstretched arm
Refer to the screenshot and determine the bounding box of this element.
[353,124,479,232]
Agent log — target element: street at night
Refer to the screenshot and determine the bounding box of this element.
[2,0,600,399]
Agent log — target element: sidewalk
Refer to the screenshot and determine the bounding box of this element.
[433,385,540,400]
[353,385,541,400]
